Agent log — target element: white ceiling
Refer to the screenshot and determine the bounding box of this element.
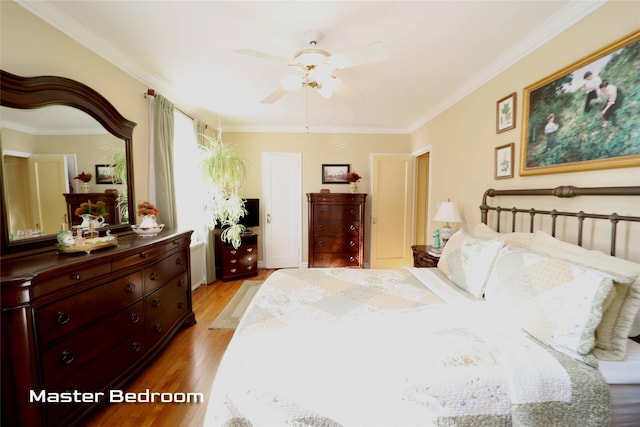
[16,0,605,134]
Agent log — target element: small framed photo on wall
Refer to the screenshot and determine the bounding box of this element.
[95,164,122,184]
[321,164,350,184]
[496,92,516,133]
[494,143,514,179]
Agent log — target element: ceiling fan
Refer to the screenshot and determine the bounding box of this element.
[236,30,390,104]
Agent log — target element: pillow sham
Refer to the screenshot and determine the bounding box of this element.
[472,223,533,249]
[484,247,614,366]
[437,229,503,298]
[529,231,640,360]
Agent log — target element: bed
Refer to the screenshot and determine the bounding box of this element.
[204,185,640,427]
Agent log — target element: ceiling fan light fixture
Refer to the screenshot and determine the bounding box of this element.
[293,48,331,68]
[318,76,338,99]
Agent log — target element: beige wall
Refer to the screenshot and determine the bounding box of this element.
[223,131,411,261]
[411,1,640,260]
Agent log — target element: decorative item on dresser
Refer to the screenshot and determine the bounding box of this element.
[0,230,196,427]
[411,244,440,268]
[307,193,366,268]
[214,232,258,280]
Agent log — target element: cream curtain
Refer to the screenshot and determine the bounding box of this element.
[153,94,177,228]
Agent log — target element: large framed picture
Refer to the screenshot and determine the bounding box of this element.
[95,164,122,184]
[321,164,350,184]
[496,92,516,133]
[520,31,640,176]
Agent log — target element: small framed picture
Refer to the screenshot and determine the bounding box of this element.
[496,92,516,133]
[321,164,350,184]
[495,143,515,179]
[95,164,122,184]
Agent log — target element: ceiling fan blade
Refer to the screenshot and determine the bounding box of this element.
[328,41,390,69]
[235,48,288,63]
[261,87,289,104]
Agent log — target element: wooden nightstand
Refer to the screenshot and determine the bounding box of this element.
[411,245,441,268]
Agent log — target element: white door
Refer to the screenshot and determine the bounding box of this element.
[261,152,302,268]
[29,155,69,235]
[370,154,414,268]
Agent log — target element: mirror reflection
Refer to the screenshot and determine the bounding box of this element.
[1,105,128,242]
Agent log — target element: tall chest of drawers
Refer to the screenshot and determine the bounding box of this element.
[307,193,367,268]
[1,230,196,427]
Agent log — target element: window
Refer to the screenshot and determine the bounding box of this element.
[173,110,205,242]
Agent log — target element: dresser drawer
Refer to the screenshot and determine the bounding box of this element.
[143,250,188,294]
[31,263,111,299]
[40,300,145,389]
[35,272,143,347]
[146,276,189,348]
[314,204,362,220]
[111,245,166,271]
[312,220,360,236]
[43,326,146,427]
[312,236,360,253]
[311,252,360,268]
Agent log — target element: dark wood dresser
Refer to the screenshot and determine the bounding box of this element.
[214,232,258,280]
[64,191,120,226]
[307,193,367,268]
[1,230,196,427]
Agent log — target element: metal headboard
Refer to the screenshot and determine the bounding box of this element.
[480,185,640,256]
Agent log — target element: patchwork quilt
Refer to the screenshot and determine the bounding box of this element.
[204,268,610,426]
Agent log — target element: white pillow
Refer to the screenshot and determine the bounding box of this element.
[484,247,615,366]
[472,223,533,249]
[530,231,640,360]
[437,229,503,297]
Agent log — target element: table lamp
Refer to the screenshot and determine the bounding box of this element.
[433,200,462,245]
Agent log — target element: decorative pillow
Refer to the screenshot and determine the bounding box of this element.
[484,247,614,365]
[437,229,503,297]
[530,231,640,360]
[472,223,533,249]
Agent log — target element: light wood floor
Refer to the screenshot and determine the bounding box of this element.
[85,269,276,427]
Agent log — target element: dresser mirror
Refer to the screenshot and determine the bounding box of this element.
[0,70,136,255]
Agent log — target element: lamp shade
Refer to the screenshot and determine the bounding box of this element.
[433,201,462,223]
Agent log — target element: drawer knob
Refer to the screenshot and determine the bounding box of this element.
[246,248,253,253]
[350,209,356,215]
[318,224,324,231]
[152,298,161,308]
[140,252,149,259]
[72,274,81,281]
[318,240,324,247]
[154,324,162,333]
[176,257,183,265]
[177,280,185,288]
[178,302,185,309]
[349,240,356,247]
[247,265,253,270]
[319,208,325,214]
[349,224,356,231]
[125,282,136,293]
[61,351,74,365]
[230,250,237,255]
[173,240,180,245]
[132,342,142,353]
[56,311,71,325]
[350,256,356,262]
[150,271,159,280]
[318,256,324,260]
[230,259,237,264]
[230,268,237,273]
[130,312,140,323]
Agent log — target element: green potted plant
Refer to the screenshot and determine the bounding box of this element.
[198,134,248,248]
[110,150,129,222]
